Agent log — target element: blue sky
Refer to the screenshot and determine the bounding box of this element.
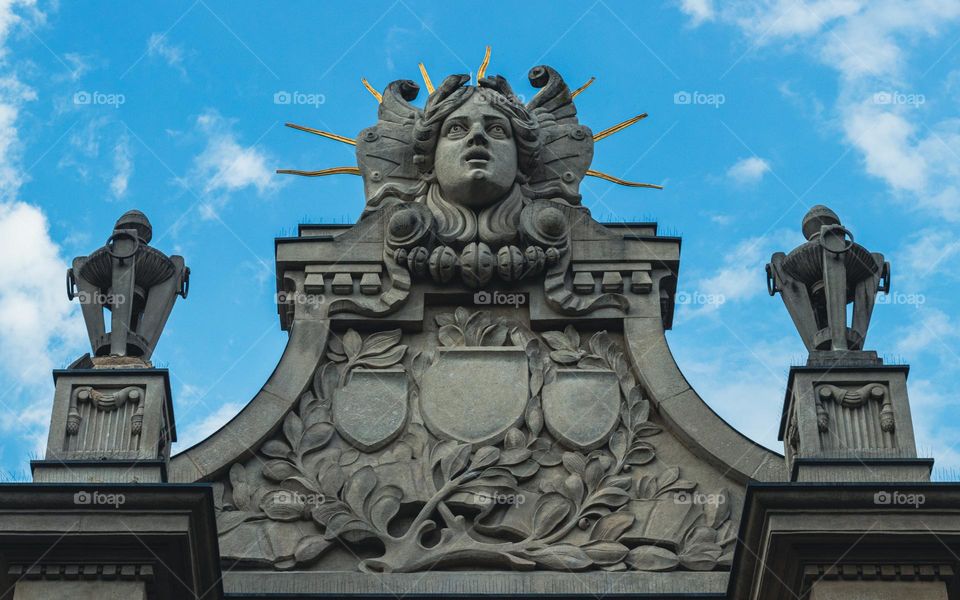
[0,0,958,478]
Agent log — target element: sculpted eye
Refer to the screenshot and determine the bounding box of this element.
[488,124,507,137]
[447,123,467,136]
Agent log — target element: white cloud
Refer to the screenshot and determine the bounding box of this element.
[172,401,243,452]
[146,32,186,76]
[709,1,960,222]
[680,229,796,319]
[678,0,714,26]
[189,110,277,217]
[110,134,132,198]
[727,156,770,184]
[895,308,959,358]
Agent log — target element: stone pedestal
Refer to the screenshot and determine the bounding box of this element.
[779,360,932,483]
[31,368,175,484]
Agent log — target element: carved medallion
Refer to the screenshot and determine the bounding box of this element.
[333,368,408,452]
[420,347,527,444]
[542,369,620,450]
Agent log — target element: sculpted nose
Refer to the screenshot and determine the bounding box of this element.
[467,125,488,146]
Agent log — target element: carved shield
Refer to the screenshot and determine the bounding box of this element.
[420,347,527,445]
[333,368,408,452]
[542,369,620,450]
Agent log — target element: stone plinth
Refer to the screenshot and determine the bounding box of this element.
[779,363,931,482]
[32,368,175,484]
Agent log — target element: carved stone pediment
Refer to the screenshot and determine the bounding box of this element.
[166,61,786,585]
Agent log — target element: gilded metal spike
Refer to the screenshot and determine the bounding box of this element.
[276,167,361,177]
[418,63,435,94]
[360,78,382,102]
[586,169,662,189]
[593,113,648,142]
[570,77,596,99]
[476,45,491,81]
[285,122,356,146]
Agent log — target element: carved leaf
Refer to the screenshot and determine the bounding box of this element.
[471,446,500,470]
[626,442,655,466]
[590,512,635,541]
[367,485,402,532]
[504,460,539,479]
[679,545,722,571]
[633,422,662,437]
[504,428,526,450]
[342,330,363,360]
[217,510,262,534]
[356,345,407,368]
[261,439,292,459]
[260,491,303,522]
[262,460,299,483]
[294,535,332,564]
[438,324,465,347]
[358,329,401,358]
[531,493,572,539]
[519,544,592,570]
[562,473,585,504]
[339,449,360,466]
[626,546,679,571]
[479,323,508,347]
[542,331,574,351]
[327,335,344,356]
[283,412,304,452]
[229,464,251,510]
[562,452,587,475]
[525,405,543,438]
[703,489,731,528]
[584,459,605,490]
[343,466,378,514]
[319,465,346,498]
[563,325,580,348]
[581,540,628,565]
[441,443,473,480]
[531,439,563,466]
[550,349,582,365]
[435,313,455,327]
[585,487,631,510]
[300,422,335,455]
[577,355,607,369]
[608,430,627,463]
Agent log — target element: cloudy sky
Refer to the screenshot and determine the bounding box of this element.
[0,0,958,478]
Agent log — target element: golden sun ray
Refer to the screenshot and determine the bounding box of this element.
[285,122,356,146]
[593,113,648,142]
[418,63,435,94]
[360,78,382,102]
[570,77,596,99]
[586,169,662,189]
[476,45,491,81]
[276,167,361,177]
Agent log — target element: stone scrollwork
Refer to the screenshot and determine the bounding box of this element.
[816,383,894,433]
[215,312,737,573]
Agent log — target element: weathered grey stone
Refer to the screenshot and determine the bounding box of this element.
[542,368,619,450]
[333,367,407,451]
[420,347,527,444]
[810,580,948,600]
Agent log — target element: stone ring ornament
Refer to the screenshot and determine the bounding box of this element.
[765,263,778,296]
[66,267,77,301]
[105,230,141,261]
[817,224,854,254]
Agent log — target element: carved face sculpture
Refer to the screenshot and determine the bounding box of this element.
[433,92,519,209]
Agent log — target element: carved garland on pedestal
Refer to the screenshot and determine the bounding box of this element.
[215,311,735,573]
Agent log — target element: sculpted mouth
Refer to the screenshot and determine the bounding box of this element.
[463,148,491,164]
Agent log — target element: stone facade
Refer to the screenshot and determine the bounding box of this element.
[0,61,957,600]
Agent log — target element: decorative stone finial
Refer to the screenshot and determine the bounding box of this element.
[67,210,189,364]
[767,205,890,353]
